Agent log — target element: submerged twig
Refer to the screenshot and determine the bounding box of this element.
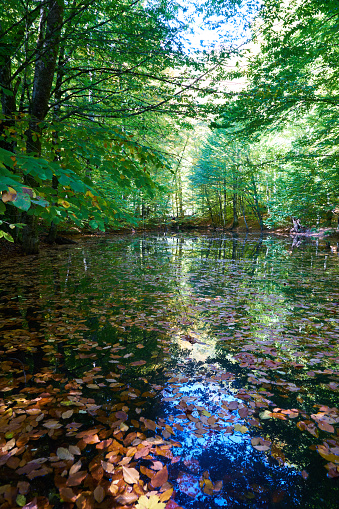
[8,357,27,385]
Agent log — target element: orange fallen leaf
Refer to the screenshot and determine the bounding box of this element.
[159,488,174,502]
[59,487,78,503]
[140,466,155,479]
[150,466,168,488]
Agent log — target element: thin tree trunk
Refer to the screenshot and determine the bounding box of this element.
[223,181,227,225]
[218,190,224,226]
[241,198,249,231]
[251,176,264,232]
[231,192,239,230]
[204,187,216,229]
[230,170,239,230]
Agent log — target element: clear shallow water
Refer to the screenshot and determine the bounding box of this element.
[0,233,338,508]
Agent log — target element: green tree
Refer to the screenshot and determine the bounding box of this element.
[212,0,339,227]
[189,129,266,230]
[0,0,208,252]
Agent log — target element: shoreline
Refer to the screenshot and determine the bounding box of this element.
[1,224,338,261]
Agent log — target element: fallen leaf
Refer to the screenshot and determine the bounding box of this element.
[115,492,138,505]
[69,460,82,475]
[159,488,173,502]
[17,482,30,496]
[93,485,105,503]
[16,495,26,507]
[59,487,78,503]
[150,466,168,488]
[42,420,63,429]
[318,421,335,433]
[259,410,273,420]
[66,471,87,486]
[57,447,74,461]
[62,410,74,419]
[234,424,248,434]
[108,483,119,496]
[69,445,81,456]
[135,494,166,508]
[122,466,140,484]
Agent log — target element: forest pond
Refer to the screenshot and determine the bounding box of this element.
[0,233,338,509]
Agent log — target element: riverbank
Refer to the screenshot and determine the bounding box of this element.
[1,222,338,261]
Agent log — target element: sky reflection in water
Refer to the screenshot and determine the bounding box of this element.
[0,232,338,508]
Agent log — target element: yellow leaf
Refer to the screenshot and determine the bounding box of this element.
[2,187,17,203]
[57,199,70,208]
[234,424,248,434]
[135,495,166,509]
[16,495,26,507]
[159,488,173,502]
[92,199,101,209]
[259,410,273,420]
[108,482,119,495]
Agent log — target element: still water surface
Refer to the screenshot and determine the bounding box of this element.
[0,233,338,508]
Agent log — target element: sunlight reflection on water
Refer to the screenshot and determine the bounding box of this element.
[0,232,338,508]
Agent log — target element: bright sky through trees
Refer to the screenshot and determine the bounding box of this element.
[178,0,259,51]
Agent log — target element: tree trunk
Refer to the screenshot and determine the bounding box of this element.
[204,187,216,229]
[46,42,66,243]
[45,175,59,243]
[241,198,249,231]
[230,170,238,230]
[223,182,227,225]
[231,192,238,229]
[22,0,64,254]
[218,190,224,226]
[0,54,18,152]
[251,176,264,232]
